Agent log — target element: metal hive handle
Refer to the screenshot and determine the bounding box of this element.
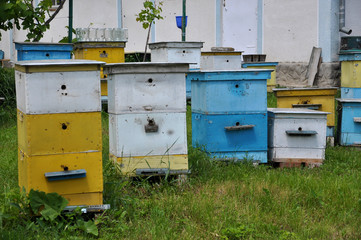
[225,124,255,131]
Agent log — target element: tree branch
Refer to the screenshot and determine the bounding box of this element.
[45,0,66,26]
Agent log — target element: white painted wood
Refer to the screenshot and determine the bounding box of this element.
[222,0,258,53]
[200,54,243,70]
[268,147,325,160]
[268,108,328,161]
[106,63,188,114]
[149,42,203,69]
[15,70,101,114]
[109,112,187,157]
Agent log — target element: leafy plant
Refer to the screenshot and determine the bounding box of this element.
[220,224,257,240]
[135,0,164,61]
[0,0,66,41]
[8,189,99,236]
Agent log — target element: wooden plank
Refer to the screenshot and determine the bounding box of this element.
[306,47,322,86]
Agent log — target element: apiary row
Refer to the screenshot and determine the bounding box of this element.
[14,39,339,211]
[337,37,361,147]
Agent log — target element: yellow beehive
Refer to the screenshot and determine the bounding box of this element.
[15,60,105,208]
[341,61,361,87]
[242,62,278,92]
[110,154,188,177]
[18,150,103,206]
[274,88,338,127]
[17,110,102,156]
[74,42,126,96]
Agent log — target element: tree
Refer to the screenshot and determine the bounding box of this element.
[136,0,163,62]
[0,0,66,42]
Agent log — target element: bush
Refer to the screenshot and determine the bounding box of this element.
[0,67,16,125]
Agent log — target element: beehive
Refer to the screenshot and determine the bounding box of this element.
[242,62,278,92]
[149,42,203,99]
[273,87,337,137]
[200,51,243,70]
[15,42,73,61]
[190,69,272,163]
[336,99,361,146]
[104,62,189,176]
[268,108,328,166]
[74,41,126,98]
[15,60,105,208]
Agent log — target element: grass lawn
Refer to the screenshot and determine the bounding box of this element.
[1,93,361,239]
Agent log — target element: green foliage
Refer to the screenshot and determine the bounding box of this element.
[0,0,53,41]
[0,67,16,125]
[135,0,164,29]
[221,224,257,240]
[3,189,99,237]
[0,67,15,108]
[29,189,68,221]
[59,26,78,43]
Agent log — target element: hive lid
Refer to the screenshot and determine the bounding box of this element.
[336,98,361,103]
[15,59,106,66]
[103,62,190,74]
[149,41,204,49]
[273,87,338,91]
[14,42,73,50]
[14,41,73,46]
[15,59,105,73]
[242,62,278,67]
[267,108,330,115]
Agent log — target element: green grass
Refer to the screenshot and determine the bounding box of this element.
[1,93,361,239]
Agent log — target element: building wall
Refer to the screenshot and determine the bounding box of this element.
[1,0,360,63]
[263,0,318,62]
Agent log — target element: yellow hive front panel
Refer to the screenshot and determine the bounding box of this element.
[341,61,361,87]
[17,110,102,156]
[74,47,125,78]
[18,149,103,196]
[74,47,125,95]
[245,65,277,92]
[275,89,337,126]
[111,154,188,177]
[62,192,103,206]
[101,80,108,96]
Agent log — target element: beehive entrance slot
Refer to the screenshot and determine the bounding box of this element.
[61,85,66,90]
[145,118,159,133]
[62,123,68,130]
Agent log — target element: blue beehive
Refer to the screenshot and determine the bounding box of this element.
[337,99,361,146]
[341,88,361,98]
[15,42,73,61]
[190,69,272,163]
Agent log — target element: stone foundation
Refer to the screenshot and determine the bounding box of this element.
[276,62,340,88]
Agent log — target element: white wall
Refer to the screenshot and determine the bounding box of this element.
[123,0,216,52]
[345,0,361,36]
[263,0,318,62]
[1,0,357,63]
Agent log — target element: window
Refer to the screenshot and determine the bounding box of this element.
[52,0,63,6]
[50,0,63,11]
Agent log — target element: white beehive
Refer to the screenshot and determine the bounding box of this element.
[200,51,243,70]
[104,63,189,114]
[104,62,190,176]
[109,112,187,157]
[148,42,203,69]
[15,60,103,114]
[268,108,329,163]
